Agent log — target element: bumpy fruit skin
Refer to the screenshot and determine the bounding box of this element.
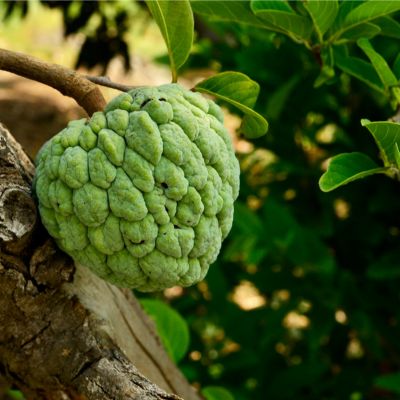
[33,84,239,292]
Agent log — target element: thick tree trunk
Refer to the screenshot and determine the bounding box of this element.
[0,123,200,400]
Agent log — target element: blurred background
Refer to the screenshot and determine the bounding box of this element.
[1,1,400,400]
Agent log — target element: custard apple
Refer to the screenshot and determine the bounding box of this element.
[33,84,239,292]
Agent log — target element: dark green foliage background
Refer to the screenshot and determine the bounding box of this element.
[172,9,400,400]
[3,1,400,399]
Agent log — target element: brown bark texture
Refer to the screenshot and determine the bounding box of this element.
[0,123,201,399]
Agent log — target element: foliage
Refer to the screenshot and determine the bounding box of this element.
[194,72,268,138]
[374,371,400,394]
[320,119,400,191]
[192,0,400,192]
[145,0,193,82]
[6,390,25,400]
[319,152,387,192]
[165,2,400,399]
[202,386,235,400]
[140,299,190,363]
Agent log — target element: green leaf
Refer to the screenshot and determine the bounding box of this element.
[395,143,400,168]
[146,0,193,82]
[7,390,25,400]
[194,71,268,138]
[334,47,385,93]
[319,152,387,192]
[332,0,361,31]
[340,22,381,41]
[357,38,398,89]
[250,0,294,13]
[197,71,259,108]
[140,299,190,363]
[375,16,400,38]
[251,0,313,41]
[202,386,235,400]
[190,0,271,30]
[393,53,400,79]
[361,119,400,166]
[375,372,400,394]
[367,250,400,280]
[333,0,400,40]
[303,0,338,41]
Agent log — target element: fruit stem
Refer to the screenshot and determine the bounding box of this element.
[171,68,178,84]
[85,76,140,92]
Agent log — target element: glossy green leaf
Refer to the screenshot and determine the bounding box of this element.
[375,372,400,394]
[146,0,193,82]
[197,71,259,108]
[202,386,235,400]
[375,16,400,38]
[332,0,361,31]
[190,0,273,30]
[357,38,398,89]
[340,22,381,41]
[361,119,400,166]
[249,0,294,13]
[333,0,400,39]
[334,47,384,93]
[251,0,313,41]
[140,299,190,363]
[195,71,268,138]
[319,152,386,192]
[303,0,338,40]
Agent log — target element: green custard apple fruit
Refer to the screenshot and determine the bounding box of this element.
[33,84,239,292]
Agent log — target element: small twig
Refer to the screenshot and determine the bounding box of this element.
[311,45,322,67]
[85,75,139,92]
[0,48,106,115]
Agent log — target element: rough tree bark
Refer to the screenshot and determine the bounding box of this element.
[0,49,203,400]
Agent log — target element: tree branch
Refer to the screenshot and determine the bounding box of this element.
[85,75,139,92]
[0,48,106,115]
